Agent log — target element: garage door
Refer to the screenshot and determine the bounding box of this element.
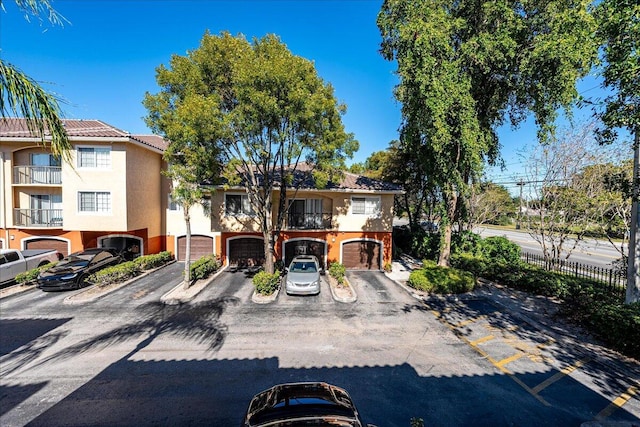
[177,235,214,261]
[228,238,264,267]
[284,240,326,269]
[24,238,69,257]
[342,241,381,270]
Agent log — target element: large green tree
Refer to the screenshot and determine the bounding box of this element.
[378,0,598,266]
[0,0,70,160]
[144,32,357,274]
[594,0,639,303]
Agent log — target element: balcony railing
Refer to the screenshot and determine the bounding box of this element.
[287,213,332,230]
[13,166,62,185]
[13,209,63,228]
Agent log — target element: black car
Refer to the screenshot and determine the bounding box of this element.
[241,382,376,427]
[37,248,121,291]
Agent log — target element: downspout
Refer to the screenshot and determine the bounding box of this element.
[1,151,6,230]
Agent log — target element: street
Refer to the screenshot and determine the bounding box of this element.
[1,262,639,426]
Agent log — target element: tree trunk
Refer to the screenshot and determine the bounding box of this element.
[183,206,192,290]
[438,191,458,267]
[627,130,640,304]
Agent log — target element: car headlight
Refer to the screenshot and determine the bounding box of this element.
[286,280,293,287]
[60,273,79,280]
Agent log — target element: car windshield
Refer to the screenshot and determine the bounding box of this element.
[58,257,90,268]
[289,262,317,273]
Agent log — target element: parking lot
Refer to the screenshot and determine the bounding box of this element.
[1,262,638,426]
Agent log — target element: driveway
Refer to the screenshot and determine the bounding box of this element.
[0,265,638,426]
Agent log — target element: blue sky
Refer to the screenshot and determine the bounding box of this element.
[1,0,616,194]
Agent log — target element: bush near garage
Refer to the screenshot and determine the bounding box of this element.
[407,260,475,294]
[328,262,347,285]
[189,254,221,281]
[15,262,57,284]
[89,251,175,286]
[253,270,281,295]
[135,251,174,270]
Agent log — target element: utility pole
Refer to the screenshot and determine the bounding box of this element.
[627,130,640,304]
[516,180,525,230]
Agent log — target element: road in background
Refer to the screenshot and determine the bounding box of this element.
[475,226,624,269]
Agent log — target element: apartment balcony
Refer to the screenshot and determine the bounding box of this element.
[13,209,63,228]
[286,213,333,230]
[13,166,62,185]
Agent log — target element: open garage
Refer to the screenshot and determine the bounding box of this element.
[342,240,381,270]
[283,239,326,269]
[228,237,264,267]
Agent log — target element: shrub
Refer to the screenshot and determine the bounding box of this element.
[411,231,440,261]
[189,255,220,281]
[586,301,640,360]
[89,251,175,286]
[408,263,475,294]
[328,262,346,285]
[90,261,141,286]
[450,252,487,278]
[134,251,173,270]
[15,262,57,284]
[253,270,281,295]
[480,236,521,266]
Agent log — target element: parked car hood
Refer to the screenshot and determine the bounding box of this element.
[40,261,88,277]
[286,271,319,284]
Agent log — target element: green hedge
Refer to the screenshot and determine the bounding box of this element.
[89,252,174,286]
[407,261,475,294]
[253,270,281,295]
[15,262,57,284]
[328,262,346,285]
[189,255,221,281]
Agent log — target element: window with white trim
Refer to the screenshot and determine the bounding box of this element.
[168,194,182,211]
[77,147,111,169]
[225,194,254,216]
[78,191,111,213]
[351,196,381,216]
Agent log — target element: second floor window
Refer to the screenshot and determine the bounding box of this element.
[225,194,254,216]
[352,196,381,216]
[78,191,111,213]
[78,147,111,169]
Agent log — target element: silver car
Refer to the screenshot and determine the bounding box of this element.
[285,255,321,295]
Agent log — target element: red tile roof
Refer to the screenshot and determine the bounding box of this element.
[0,118,168,152]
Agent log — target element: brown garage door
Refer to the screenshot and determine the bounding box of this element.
[177,235,214,261]
[24,238,69,257]
[284,240,326,269]
[228,238,264,267]
[342,241,381,270]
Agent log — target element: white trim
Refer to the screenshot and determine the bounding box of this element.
[350,195,381,217]
[77,190,112,215]
[225,235,264,267]
[20,236,71,254]
[224,193,256,217]
[75,145,112,170]
[282,237,327,268]
[339,237,383,270]
[98,234,145,257]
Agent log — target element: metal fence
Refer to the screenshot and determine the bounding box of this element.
[521,252,626,299]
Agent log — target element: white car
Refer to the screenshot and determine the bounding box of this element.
[285,255,321,295]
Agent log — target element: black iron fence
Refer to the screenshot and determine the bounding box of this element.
[521,252,626,299]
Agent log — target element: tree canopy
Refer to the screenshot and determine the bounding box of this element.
[144,31,357,273]
[377,0,598,266]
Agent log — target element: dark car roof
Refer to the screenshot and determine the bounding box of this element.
[69,248,116,256]
[246,382,361,427]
